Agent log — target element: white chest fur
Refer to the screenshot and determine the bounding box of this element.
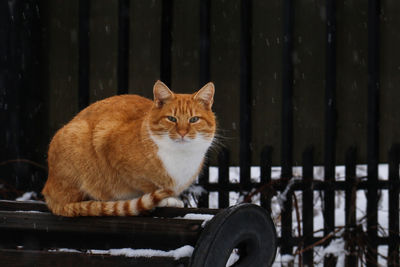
[150,134,211,193]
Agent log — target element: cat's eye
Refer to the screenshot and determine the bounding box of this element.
[189,116,200,123]
[167,116,177,122]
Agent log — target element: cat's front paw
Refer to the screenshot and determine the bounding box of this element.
[157,197,184,208]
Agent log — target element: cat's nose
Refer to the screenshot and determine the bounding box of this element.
[178,129,188,137]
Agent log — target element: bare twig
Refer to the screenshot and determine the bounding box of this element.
[242,178,285,203]
[295,226,344,255]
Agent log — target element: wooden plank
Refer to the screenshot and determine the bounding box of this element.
[0,201,49,212]
[117,0,130,95]
[0,201,221,251]
[292,0,325,166]
[78,0,90,110]
[380,2,400,163]
[336,0,368,165]
[46,0,79,135]
[210,0,241,165]
[252,0,283,166]
[0,249,189,267]
[171,0,200,92]
[0,200,220,217]
[0,211,203,234]
[0,210,202,250]
[90,0,118,102]
[129,0,161,98]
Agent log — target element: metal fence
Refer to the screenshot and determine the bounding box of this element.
[198,145,400,266]
[1,0,400,266]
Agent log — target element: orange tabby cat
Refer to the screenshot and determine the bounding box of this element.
[42,81,216,217]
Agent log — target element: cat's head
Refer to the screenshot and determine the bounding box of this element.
[147,80,216,146]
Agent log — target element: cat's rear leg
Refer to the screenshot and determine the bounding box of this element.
[42,174,86,216]
[157,197,184,208]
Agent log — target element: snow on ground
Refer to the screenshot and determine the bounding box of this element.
[201,164,396,267]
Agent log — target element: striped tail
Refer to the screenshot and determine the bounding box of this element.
[51,189,174,217]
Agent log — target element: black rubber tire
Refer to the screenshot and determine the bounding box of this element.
[189,203,277,267]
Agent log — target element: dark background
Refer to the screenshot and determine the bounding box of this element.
[1,0,400,191]
[1,1,400,265]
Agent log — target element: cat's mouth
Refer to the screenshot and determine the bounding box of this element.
[173,137,191,144]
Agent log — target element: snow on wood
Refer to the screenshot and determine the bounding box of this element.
[49,245,194,260]
[15,191,37,201]
[178,213,214,227]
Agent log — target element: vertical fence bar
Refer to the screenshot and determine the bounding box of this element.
[239,0,252,187]
[218,148,230,208]
[366,0,380,265]
[197,0,211,208]
[388,144,399,267]
[302,146,314,266]
[197,155,209,208]
[281,0,294,256]
[260,146,272,212]
[345,147,357,266]
[117,0,130,95]
[160,0,173,87]
[324,1,337,265]
[78,0,90,110]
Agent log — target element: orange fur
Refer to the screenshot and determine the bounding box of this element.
[42,81,216,217]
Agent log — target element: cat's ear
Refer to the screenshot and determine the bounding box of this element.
[153,80,174,108]
[193,82,214,109]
